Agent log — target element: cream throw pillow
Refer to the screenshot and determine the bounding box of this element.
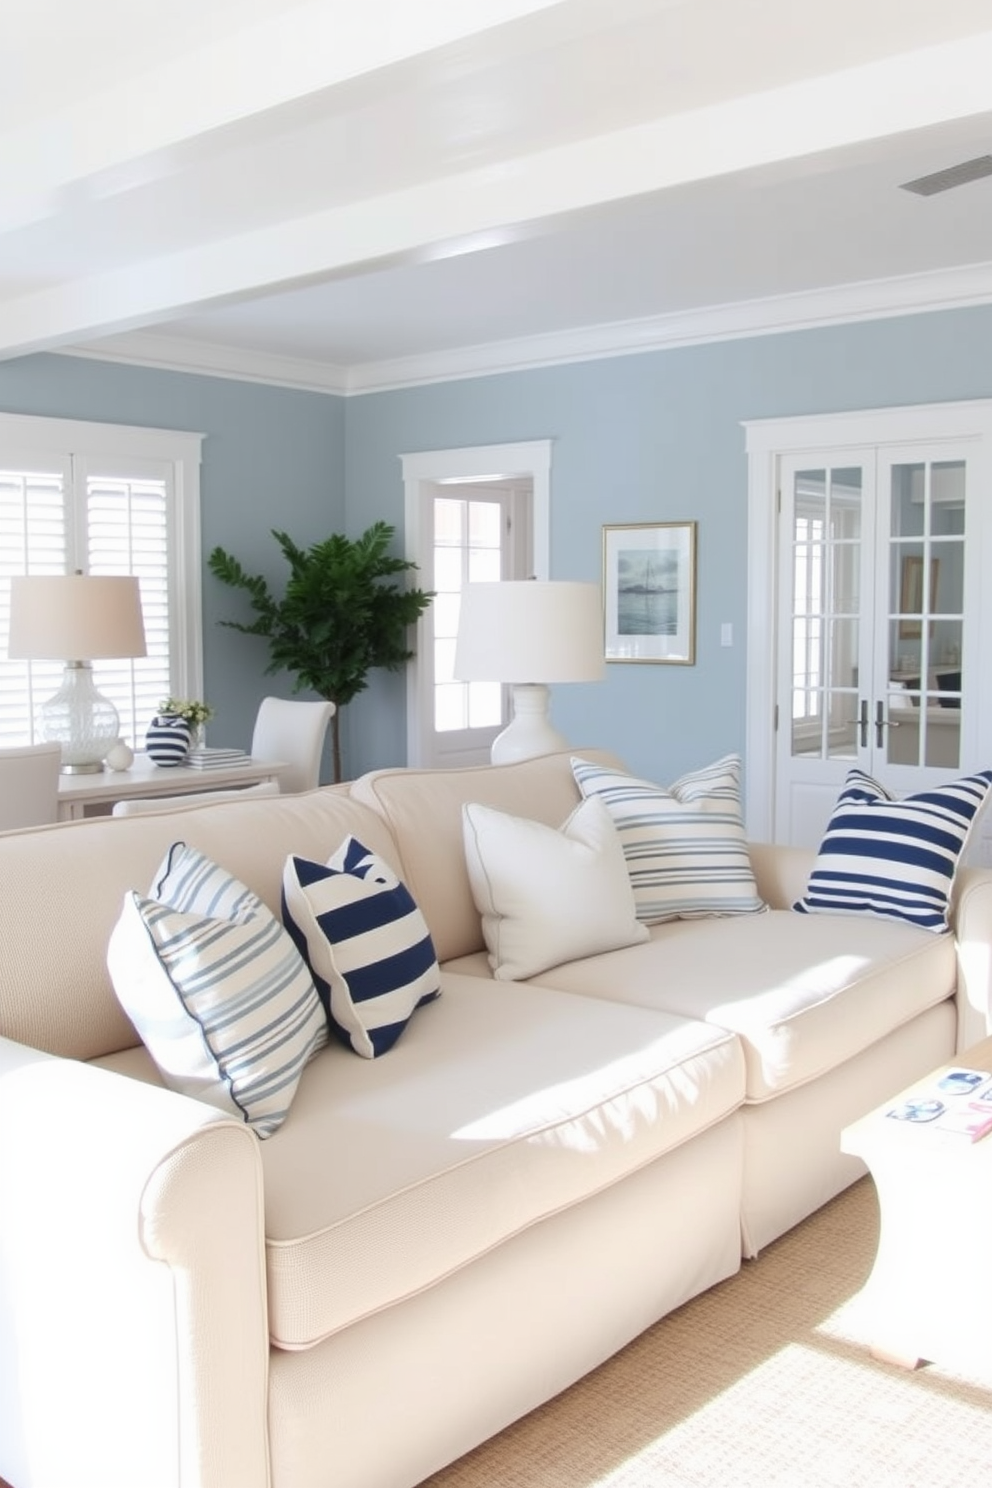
[462,795,648,981]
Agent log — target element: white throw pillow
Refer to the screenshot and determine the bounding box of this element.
[462,795,648,981]
[282,837,441,1059]
[107,842,328,1137]
[571,754,766,924]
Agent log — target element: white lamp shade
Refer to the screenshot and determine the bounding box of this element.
[454,581,604,684]
[7,575,147,661]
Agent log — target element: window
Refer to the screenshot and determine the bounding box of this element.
[401,441,552,768]
[433,487,512,738]
[0,414,203,749]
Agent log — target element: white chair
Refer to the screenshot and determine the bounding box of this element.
[112,780,280,817]
[250,696,335,793]
[0,742,62,830]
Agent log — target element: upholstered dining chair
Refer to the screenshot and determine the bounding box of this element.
[111,779,281,816]
[250,696,335,793]
[0,741,62,830]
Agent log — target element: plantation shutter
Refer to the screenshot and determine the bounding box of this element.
[0,459,70,746]
[80,459,173,750]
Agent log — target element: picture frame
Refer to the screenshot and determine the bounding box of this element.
[603,521,697,664]
[898,554,938,640]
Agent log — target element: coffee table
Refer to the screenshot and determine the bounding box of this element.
[841,1034,992,1373]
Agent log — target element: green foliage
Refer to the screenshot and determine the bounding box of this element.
[208,522,433,780]
[159,697,213,727]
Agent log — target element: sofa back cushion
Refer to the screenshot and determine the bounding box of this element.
[350,750,623,963]
[0,787,399,1061]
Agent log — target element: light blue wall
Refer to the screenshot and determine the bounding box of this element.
[345,305,992,781]
[3,306,992,784]
[0,352,345,768]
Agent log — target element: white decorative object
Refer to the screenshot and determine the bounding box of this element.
[462,795,647,980]
[453,581,604,763]
[105,740,135,771]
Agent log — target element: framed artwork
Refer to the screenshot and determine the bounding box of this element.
[603,521,697,664]
[898,554,938,639]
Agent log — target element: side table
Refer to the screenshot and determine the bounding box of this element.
[841,1034,992,1373]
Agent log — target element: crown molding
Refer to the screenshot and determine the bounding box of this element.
[58,259,992,398]
[59,333,351,395]
[345,260,992,393]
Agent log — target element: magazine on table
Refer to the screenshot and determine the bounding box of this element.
[886,1066,992,1142]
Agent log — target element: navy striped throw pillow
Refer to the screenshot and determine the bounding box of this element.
[282,837,441,1058]
[107,843,328,1137]
[794,768,992,932]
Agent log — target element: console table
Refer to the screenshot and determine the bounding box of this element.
[57,753,286,820]
[841,1035,992,1374]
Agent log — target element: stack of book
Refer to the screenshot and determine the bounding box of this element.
[185,746,250,770]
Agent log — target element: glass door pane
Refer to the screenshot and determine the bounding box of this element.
[789,466,862,761]
[885,459,964,770]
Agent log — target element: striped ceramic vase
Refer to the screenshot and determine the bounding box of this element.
[145,714,193,766]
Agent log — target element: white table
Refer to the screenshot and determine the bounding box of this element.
[841,1034,992,1374]
[57,753,286,820]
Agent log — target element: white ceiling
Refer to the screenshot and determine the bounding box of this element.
[4,0,992,394]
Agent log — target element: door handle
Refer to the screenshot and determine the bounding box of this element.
[875,699,901,747]
[859,699,868,748]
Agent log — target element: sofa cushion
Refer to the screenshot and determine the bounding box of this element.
[794,766,992,932]
[255,973,744,1348]
[462,796,648,980]
[282,838,441,1058]
[571,754,766,923]
[446,909,956,1101]
[95,980,745,1349]
[349,750,624,962]
[107,843,328,1137]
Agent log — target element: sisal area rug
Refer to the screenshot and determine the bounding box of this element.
[420,1178,992,1488]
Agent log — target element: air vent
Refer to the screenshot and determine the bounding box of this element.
[900,155,992,196]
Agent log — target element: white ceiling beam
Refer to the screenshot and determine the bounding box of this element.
[0,0,564,233]
[2,28,992,359]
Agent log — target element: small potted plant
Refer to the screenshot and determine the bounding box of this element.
[146,697,214,765]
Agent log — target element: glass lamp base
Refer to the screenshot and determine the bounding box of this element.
[40,661,121,774]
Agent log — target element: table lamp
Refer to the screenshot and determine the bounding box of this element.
[7,574,148,773]
[454,580,604,763]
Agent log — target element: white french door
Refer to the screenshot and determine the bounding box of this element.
[746,401,992,853]
[777,444,971,846]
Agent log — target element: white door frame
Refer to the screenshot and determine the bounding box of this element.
[744,399,992,842]
[400,440,552,767]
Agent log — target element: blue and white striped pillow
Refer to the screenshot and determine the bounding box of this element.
[571,755,766,923]
[282,837,441,1058]
[107,843,328,1137]
[794,768,992,932]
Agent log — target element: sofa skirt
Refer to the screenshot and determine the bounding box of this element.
[267,1114,743,1488]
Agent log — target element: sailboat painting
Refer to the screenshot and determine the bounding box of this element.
[603,521,697,664]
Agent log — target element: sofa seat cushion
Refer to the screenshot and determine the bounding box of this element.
[92,975,743,1349]
[444,909,955,1102]
[262,971,744,1347]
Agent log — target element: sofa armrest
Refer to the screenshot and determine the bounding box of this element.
[0,1038,270,1488]
[951,868,992,1050]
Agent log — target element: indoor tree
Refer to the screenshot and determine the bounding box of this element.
[208,522,433,782]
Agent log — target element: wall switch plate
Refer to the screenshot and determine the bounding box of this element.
[721,622,733,647]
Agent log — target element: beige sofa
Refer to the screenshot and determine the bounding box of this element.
[1,750,990,1488]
